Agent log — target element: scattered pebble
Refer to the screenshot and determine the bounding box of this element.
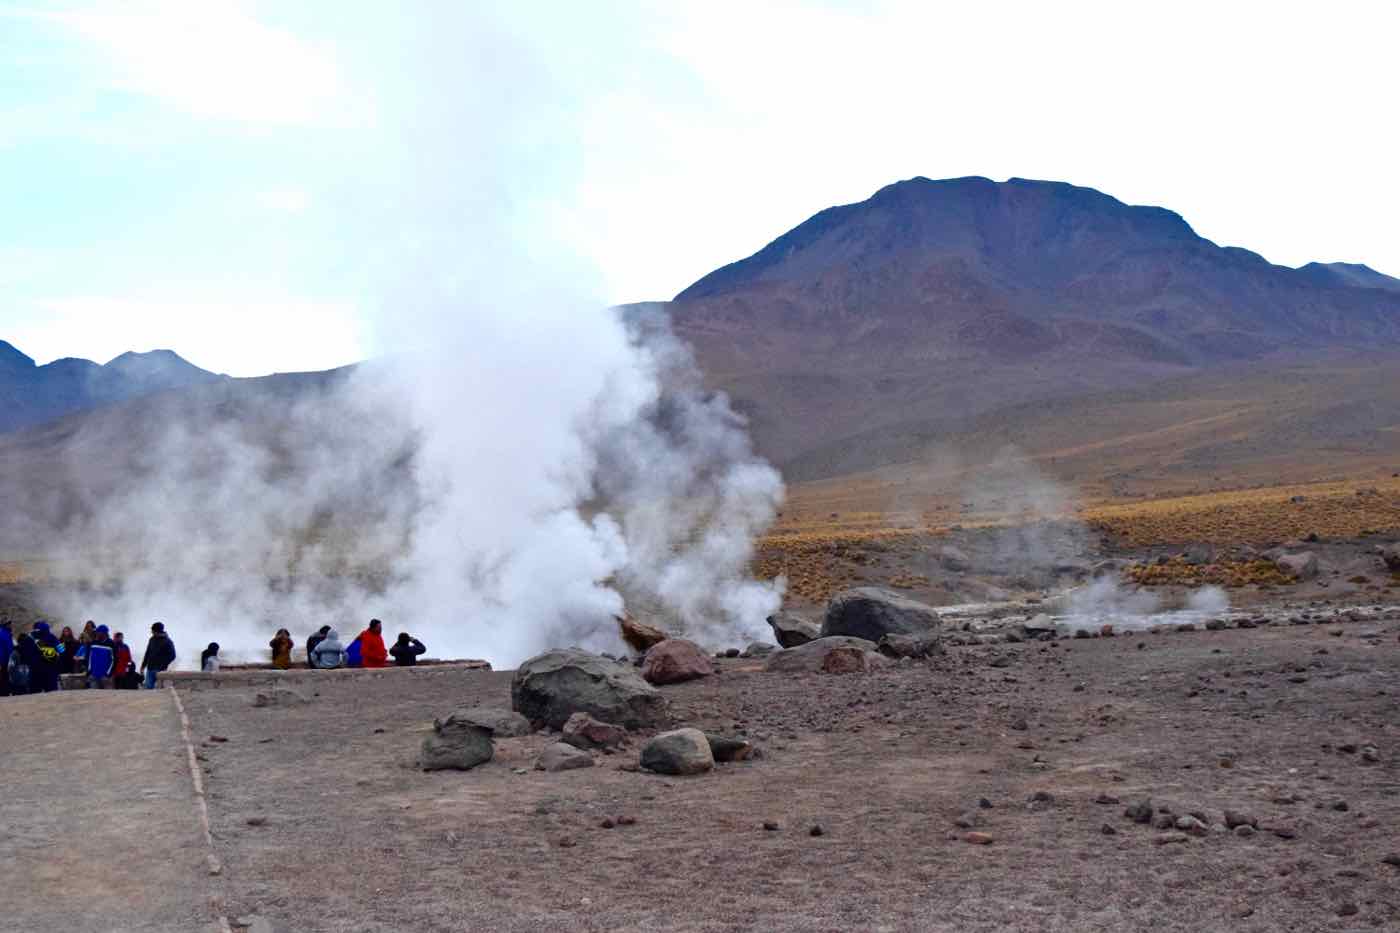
[809,824,825,838]
[963,832,994,845]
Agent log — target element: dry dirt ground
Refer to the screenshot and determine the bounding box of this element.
[0,690,219,931]
[6,611,1393,932]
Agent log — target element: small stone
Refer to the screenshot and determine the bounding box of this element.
[1381,853,1400,867]
[1153,832,1190,845]
[1095,793,1120,805]
[763,821,779,831]
[536,742,595,773]
[1361,746,1380,763]
[1101,823,1118,835]
[1337,903,1358,917]
[245,816,267,827]
[615,815,637,826]
[558,836,577,848]
[1154,814,1176,830]
[809,824,825,837]
[963,832,995,845]
[1269,825,1298,840]
[1175,815,1208,836]
[599,818,615,829]
[1234,825,1256,838]
[978,797,994,810]
[1330,800,1350,812]
[1027,791,1055,810]
[1124,799,1154,824]
[953,812,981,829]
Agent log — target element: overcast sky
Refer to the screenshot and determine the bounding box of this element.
[3,0,1396,376]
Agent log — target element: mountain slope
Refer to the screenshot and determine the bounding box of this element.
[667,176,1400,476]
[0,342,225,434]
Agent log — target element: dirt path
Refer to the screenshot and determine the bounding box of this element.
[0,690,222,932]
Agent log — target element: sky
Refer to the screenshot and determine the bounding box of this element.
[2,0,1397,376]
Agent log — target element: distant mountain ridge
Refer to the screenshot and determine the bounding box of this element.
[665,176,1400,476]
[0,341,224,433]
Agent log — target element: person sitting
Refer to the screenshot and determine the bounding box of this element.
[201,643,221,673]
[86,625,116,689]
[356,619,389,669]
[310,628,346,669]
[268,629,293,670]
[306,625,331,669]
[390,633,426,667]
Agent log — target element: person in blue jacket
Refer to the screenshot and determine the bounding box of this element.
[0,619,13,696]
[86,625,117,689]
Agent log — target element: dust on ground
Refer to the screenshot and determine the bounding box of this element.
[142,611,1400,932]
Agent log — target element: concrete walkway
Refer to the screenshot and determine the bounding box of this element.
[0,690,222,932]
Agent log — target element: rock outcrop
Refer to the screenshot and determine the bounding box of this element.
[511,648,668,730]
[821,587,941,642]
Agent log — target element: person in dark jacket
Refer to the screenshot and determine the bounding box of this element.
[30,621,61,693]
[140,622,177,689]
[201,643,220,673]
[0,619,13,696]
[306,625,331,669]
[57,626,81,676]
[86,625,116,689]
[390,633,426,667]
[14,631,38,694]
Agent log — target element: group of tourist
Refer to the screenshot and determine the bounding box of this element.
[0,619,175,695]
[1,616,429,696]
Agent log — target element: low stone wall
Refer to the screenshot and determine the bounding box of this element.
[58,660,492,692]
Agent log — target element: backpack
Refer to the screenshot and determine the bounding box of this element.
[37,644,59,665]
[345,636,363,668]
[7,651,29,691]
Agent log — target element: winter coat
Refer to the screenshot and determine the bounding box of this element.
[112,642,134,677]
[0,626,12,668]
[306,631,327,667]
[57,635,81,675]
[357,629,388,669]
[311,629,346,669]
[86,637,116,679]
[390,638,426,667]
[141,633,177,673]
[269,634,293,670]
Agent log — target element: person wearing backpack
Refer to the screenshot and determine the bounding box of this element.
[30,621,61,692]
[310,628,346,669]
[112,632,140,689]
[11,631,36,695]
[139,622,177,689]
[86,625,116,689]
[0,619,14,696]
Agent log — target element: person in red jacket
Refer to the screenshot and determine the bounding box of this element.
[356,619,389,668]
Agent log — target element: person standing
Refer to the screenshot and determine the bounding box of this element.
[0,619,13,696]
[305,625,331,669]
[139,622,177,689]
[268,629,293,670]
[57,626,81,676]
[356,619,388,669]
[201,643,221,673]
[30,621,61,693]
[86,625,116,689]
[390,633,426,667]
[111,632,137,689]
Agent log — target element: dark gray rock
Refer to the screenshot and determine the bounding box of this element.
[451,706,532,738]
[821,587,941,642]
[938,545,971,572]
[741,642,777,658]
[706,733,755,762]
[1124,799,1154,824]
[421,713,495,771]
[511,648,668,731]
[877,631,944,659]
[767,612,821,648]
[1275,551,1319,580]
[640,728,714,775]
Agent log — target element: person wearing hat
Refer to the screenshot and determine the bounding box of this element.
[86,625,116,689]
[30,621,61,693]
[139,622,177,689]
[0,619,13,696]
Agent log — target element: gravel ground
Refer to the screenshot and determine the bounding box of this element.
[171,611,1400,932]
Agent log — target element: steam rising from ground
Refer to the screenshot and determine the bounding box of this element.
[26,306,783,668]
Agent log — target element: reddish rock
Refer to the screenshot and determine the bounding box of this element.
[820,646,872,674]
[561,712,628,749]
[618,614,669,653]
[641,639,714,685]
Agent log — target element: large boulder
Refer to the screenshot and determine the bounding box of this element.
[420,712,495,772]
[450,706,532,738]
[767,612,821,648]
[617,614,669,653]
[511,648,668,730]
[640,728,714,775]
[1275,551,1319,580]
[561,712,627,750]
[764,636,889,674]
[822,587,942,641]
[641,639,714,685]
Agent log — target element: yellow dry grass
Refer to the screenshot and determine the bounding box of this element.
[1083,478,1400,546]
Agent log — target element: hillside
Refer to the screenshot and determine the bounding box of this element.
[667,176,1400,477]
[0,341,224,433]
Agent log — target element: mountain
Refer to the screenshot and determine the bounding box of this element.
[666,176,1400,478]
[0,342,224,433]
